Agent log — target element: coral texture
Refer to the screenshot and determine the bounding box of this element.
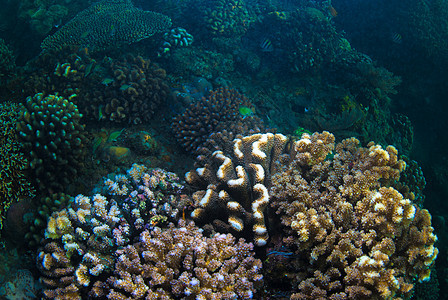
[172,87,263,153]
[0,102,34,230]
[41,0,172,52]
[0,38,15,81]
[84,54,171,124]
[16,93,87,192]
[36,165,188,298]
[269,132,438,299]
[95,220,263,299]
[186,133,291,246]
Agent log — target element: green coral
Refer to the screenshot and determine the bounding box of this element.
[0,102,34,230]
[17,93,87,193]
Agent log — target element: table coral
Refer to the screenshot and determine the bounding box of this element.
[41,0,172,52]
[269,132,438,299]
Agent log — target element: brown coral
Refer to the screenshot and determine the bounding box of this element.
[98,220,263,299]
[269,132,438,299]
[186,133,291,246]
[172,87,263,153]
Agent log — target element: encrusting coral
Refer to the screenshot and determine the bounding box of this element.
[268,132,438,299]
[41,0,172,52]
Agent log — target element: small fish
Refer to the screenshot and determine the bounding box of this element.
[119,84,131,91]
[239,106,255,118]
[260,38,274,52]
[391,32,402,44]
[267,250,294,257]
[92,136,103,154]
[101,78,115,86]
[98,105,103,121]
[84,62,95,77]
[107,129,125,143]
[328,5,338,17]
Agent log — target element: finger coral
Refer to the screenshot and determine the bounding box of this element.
[36,165,189,298]
[269,132,438,299]
[16,93,87,192]
[41,0,172,52]
[97,220,263,299]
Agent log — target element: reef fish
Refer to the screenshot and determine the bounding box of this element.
[101,78,115,86]
[260,38,274,52]
[391,32,402,44]
[239,106,255,118]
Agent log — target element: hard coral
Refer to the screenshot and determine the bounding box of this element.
[84,54,171,124]
[16,93,87,192]
[269,132,438,299]
[172,87,262,153]
[99,220,263,299]
[37,165,188,298]
[186,133,291,246]
[0,102,34,230]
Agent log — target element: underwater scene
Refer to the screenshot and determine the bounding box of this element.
[0,0,446,298]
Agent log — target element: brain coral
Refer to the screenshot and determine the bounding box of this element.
[41,0,172,52]
[269,132,438,299]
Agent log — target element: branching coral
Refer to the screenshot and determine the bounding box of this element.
[37,165,188,298]
[16,93,87,192]
[83,54,171,124]
[0,102,34,230]
[41,0,172,52]
[172,87,263,153]
[269,132,438,299]
[95,220,263,299]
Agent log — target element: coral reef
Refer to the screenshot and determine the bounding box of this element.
[36,165,189,298]
[41,0,172,52]
[172,87,263,153]
[16,93,87,192]
[19,48,171,125]
[93,220,263,299]
[19,1,69,36]
[269,132,438,299]
[0,101,34,230]
[186,133,291,246]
